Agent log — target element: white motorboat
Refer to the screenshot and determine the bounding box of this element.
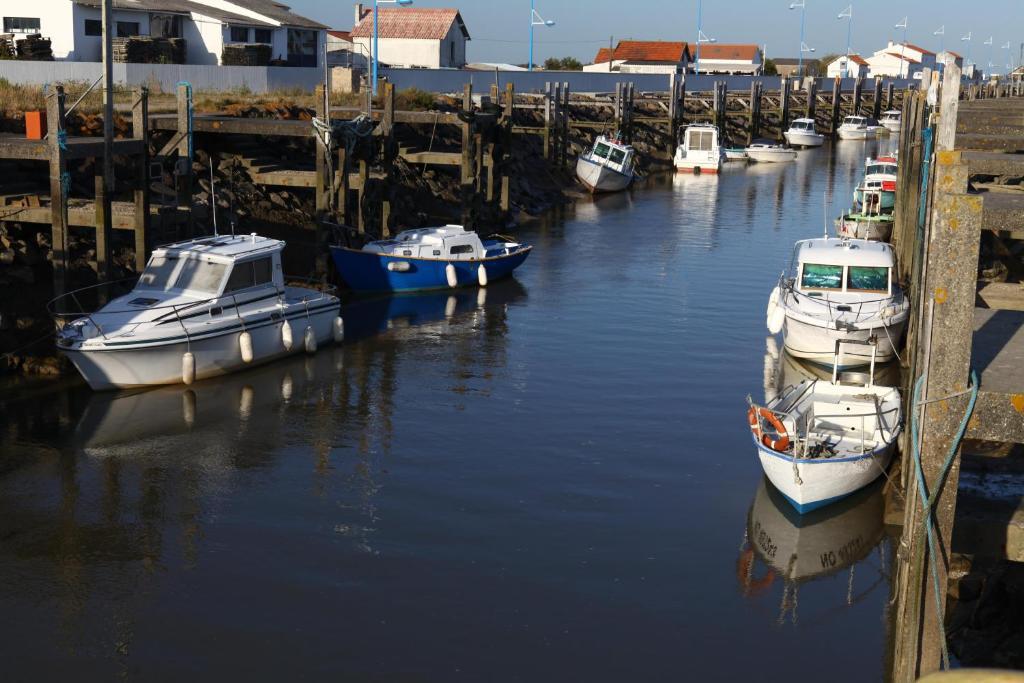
[835,197,895,241]
[837,115,877,140]
[53,234,343,390]
[746,142,798,163]
[674,123,724,173]
[853,155,897,211]
[783,118,825,148]
[879,109,901,133]
[575,134,636,193]
[766,238,910,367]
[724,148,749,162]
[746,341,902,513]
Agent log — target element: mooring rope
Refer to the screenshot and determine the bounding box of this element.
[908,369,979,670]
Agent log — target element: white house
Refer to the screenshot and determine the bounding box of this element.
[349,4,469,69]
[866,41,937,78]
[692,44,762,75]
[826,54,868,78]
[583,41,691,74]
[936,50,964,70]
[5,0,326,66]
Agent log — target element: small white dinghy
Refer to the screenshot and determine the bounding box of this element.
[575,133,636,193]
[724,148,749,162]
[674,123,724,173]
[766,237,910,367]
[746,341,902,514]
[53,234,343,390]
[746,142,798,163]
[783,118,825,148]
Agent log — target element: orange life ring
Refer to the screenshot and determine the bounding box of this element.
[747,405,791,452]
[736,547,775,597]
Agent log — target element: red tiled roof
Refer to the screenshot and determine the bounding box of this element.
[593,40,690,63]
[943,50,962,58]
[848,54,868,66]
[350,8,469,41]
[696,44,760,61]
[886,51,922,63]
[902,42,935,55]
[328,30,351,40]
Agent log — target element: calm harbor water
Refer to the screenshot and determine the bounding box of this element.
[1,138,901,680]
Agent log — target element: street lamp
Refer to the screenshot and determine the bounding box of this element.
[934,26,945,74]
[895,17,908,79]
[837,5,853,78]
[789,0,807,77]
[529,0,555,72]
[984,36,994,77]
[1003,41,1014,74]
[371,0,413,97]
[694,0,717,76]
[961,31,972,70]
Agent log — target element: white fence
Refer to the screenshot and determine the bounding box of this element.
[0,61,323,93]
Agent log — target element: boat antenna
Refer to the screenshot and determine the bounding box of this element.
[210,156,218,237]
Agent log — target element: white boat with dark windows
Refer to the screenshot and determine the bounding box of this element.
[724,147,749,162]
[575,133,636,193]
[783,118,825,148]
[837,115,877,140]
[674,123,724,173]
[879,109,902,133]
[52,234,343,390]
[746,142,798,163]
[766,238,910,367]
[745,341,902,513]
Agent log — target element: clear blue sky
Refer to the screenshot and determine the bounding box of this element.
[290,0,1022,67]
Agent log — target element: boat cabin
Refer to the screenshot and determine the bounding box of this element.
[364,225,488,260]
[864,157,897,178]
[788,118,817,133]
[136,234,285,301]
[792,238,894,297]
[584,135,635,174]
[679,124,721,161]
[842,115,867,128]
[880,110,901,123]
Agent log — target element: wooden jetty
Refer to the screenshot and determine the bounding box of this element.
[886,64,1024,680]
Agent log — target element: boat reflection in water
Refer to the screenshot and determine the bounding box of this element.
[737,476,889,624]
[762,336,901,404]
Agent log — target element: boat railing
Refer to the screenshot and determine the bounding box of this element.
[779,274,899,325]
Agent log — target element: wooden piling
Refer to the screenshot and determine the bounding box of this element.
[46,86,68,298]
[778,76,791,141]
[560,82,570,168]
[852,76,864,117]
[461,83,474,228]
[872,77,883,120]
[131,86,149,272]
[381,81,395,238]
[747,81,760,145]
[830,77,842,136]
[175,83,193,235]
[805,77,817,122]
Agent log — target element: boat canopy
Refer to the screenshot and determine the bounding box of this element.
[881,110,901,120]
[138,234,284,298]
[842,116,867,125]
[796,238,895,268]
[789,118,817,130]
[364,225,486,259]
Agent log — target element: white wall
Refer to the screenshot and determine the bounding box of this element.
[185,12,222,65]
[826,57,864,78]
[67,6,153,62]
[354,36,443,69]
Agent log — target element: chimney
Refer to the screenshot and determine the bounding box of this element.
[355,3,364,25]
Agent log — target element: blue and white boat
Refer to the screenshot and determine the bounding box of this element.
[852,156,897,212]
[746,341,901,514]
[330,225,531,292]
[575,134,636,193]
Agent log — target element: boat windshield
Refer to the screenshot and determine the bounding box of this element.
[847,266,889,292]
[688,129,714,150]
[136,255,179,291]
[867,164,895,175]
[609,147,627,164]
[592,143,611,159]
[801,263,843,290]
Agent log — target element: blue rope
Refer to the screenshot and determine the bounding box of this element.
[57,128,68,151]
[916,127,933,231]
[60,171,71,199]
[909,368,979,670]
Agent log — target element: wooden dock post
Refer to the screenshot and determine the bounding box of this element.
[175,83,193,235]
[380,81,395,237]
[805,77,817,122]
[460,83,475,228]
[94,145,111,280]
[356,159,368,234]
[714,81,727,139]
[892,63,977,683]
[500,83,513,212]
[852,76,864,116]
[871,77,883,119]
[131,86,149,272]
[46,86,68,298]
[560,82,570,167]
[747,81,759,145]
[886,81,895,111]
[668,73,679,145]
[313,84,330,271]
[336,146,348,225]
[779,76,791,141]
[830,77,842,136]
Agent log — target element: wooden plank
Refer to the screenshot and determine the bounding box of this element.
[0,137,49,160]
[150,113,312,137]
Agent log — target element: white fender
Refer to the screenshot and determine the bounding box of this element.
[239,385,254,419]
[182,351,196,385]
[239,330,254,363]
[182,390,196,427]
[766,286,785,334]
[445,263,458,288]
[281,319,294,351]
[477,263,488,287]
[303,325,317,354]
[332,316,345,343]
[387,261,411,272]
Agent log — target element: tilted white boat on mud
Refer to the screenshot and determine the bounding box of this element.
[53,234,343,390]
[575,134,636,193]
[766,238,909,367]
[746,341,902,513]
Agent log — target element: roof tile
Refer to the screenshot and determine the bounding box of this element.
[350,8,468,41]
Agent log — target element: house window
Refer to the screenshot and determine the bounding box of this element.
[254,28,272,44]
[84,19,101,37]
[230,26,250,43]
[116,21,140,38]
[287,28,317,66]
[3,17,40,33]
[150,14,182,38]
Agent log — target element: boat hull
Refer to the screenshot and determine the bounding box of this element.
[747,149,798,163]
[881,120,901,133]
[853,188,895,211]
[755,437,895,513]
[64,302,340,391]
[836,215,894,241]
[782,314,906,366]
[575,157,633,193]
[724,149,749,162]
[330,245,531,293]
[837,128,874,140]
[783,131,825,148]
